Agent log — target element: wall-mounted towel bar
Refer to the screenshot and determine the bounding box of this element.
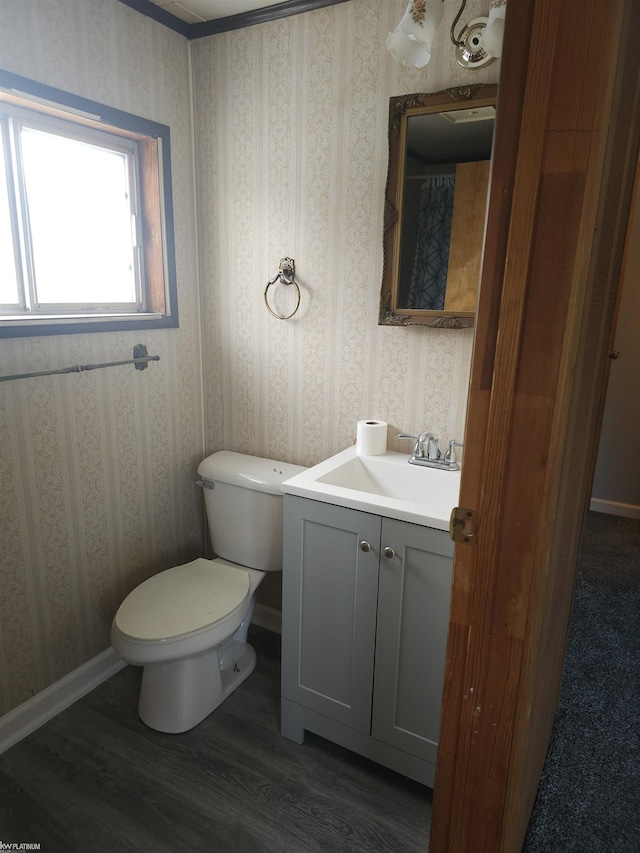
[0,344,160,383]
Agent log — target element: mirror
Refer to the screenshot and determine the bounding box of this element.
[379,84,497,327]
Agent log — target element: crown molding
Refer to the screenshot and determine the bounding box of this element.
[118,0,351,39]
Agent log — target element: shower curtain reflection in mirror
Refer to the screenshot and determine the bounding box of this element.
[406,172,456,310]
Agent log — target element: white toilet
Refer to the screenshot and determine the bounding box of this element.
[111,450,305,734]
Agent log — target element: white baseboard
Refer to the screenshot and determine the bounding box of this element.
[252,603,281,635]
[1,609,280,754]
[0,648,126,755]
[590,498,640,519]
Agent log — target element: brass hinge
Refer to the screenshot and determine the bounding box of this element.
[449,506,477,544]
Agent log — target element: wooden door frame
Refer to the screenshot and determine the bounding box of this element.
[429,1,640,851]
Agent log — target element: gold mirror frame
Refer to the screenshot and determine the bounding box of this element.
[379,84,497,328]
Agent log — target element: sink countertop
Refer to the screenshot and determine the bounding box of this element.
[281,445,460,531]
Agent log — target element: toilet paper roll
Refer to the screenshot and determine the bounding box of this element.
[356,420,388,456]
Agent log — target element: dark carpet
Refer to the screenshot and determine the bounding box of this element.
[525,511,640,853]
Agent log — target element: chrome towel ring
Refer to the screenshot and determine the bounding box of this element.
[264,257,301,320]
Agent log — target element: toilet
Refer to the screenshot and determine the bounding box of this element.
[111,450,305,734]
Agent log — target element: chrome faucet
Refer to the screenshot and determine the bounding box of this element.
[398,432,463,471]
[398,431,431,459]
[427,436,441,461]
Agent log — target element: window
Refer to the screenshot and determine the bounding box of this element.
[0,70,178,337]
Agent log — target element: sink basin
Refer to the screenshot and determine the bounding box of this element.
[281,446,460,530]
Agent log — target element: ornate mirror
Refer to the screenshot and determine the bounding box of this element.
[379,84,497,327]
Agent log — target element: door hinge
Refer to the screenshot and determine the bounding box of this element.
[449,506,477,544]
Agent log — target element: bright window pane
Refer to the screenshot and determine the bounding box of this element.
[0,131,20,305]
[20,127,137,306]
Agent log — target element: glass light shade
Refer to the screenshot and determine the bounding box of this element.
[387,0,444,68]
[386,29,431,68]
[483,0,506,58]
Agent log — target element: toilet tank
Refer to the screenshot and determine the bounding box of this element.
[197,451,306,572]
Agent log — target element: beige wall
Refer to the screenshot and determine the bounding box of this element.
[0,0,499,715]
[193,0,498,468]
[591,163,640,516]
[0,0,205,716]
[192,0,498,606]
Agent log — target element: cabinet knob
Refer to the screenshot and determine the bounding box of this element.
[360,541,371,552]
[383,546,395,559]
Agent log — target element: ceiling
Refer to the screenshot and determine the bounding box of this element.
[145,0,285,25]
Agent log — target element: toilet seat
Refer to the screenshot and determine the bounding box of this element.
[113,557,251,644]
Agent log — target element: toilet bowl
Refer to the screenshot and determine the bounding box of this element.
[111,451,305,734]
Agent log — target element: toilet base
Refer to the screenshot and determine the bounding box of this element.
[138,639,257,734]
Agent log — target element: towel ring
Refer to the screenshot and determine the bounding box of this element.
[264,257,301,320]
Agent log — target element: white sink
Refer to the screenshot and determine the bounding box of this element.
[281,446,460,530]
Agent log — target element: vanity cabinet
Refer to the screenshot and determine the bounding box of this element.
[280,495,454,787]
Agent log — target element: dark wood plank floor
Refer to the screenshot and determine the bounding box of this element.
[0,628,431,852]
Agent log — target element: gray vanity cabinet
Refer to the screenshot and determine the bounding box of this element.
[280,496,381,733]
[281,495,454,787]
[371,517,454,766]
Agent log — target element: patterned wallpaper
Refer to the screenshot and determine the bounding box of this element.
[193,0,498,467]
[0,0,205,716]
[0,0,499,716]
[192,0,499,607]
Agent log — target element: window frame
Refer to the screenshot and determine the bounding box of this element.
[0,70,178,338]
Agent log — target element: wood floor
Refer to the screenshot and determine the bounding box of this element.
[0,628,431,852]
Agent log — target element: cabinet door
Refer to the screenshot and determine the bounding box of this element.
[281,497,381,733]
[372,518,454,764]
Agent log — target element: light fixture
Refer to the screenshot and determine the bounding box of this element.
[439,105,496,123]
[450,1,492,69]
[387,0,506,70]
[483,0,506,59]
[386,0,445,69]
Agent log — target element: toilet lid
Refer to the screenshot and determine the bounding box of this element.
[114,558,251,641]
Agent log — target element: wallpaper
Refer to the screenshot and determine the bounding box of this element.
[0,0,205,716]
[193,0,498,466]
[0,0,499,717]
[192,0,499,606]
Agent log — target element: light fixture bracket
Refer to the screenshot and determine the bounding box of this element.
[454,16,494,68]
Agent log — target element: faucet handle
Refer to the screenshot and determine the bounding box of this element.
[398,432,430,458]
[445,439,464,465]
